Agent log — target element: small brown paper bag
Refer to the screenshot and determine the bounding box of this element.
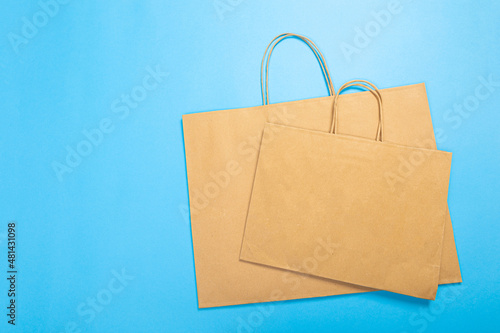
[183,33,461,307]
[240,81,452,300]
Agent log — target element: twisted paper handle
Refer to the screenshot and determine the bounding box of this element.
[330,80,384,142]
[261,33,334,105]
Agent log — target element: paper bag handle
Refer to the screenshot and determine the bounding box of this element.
[330,80,384,142]
[261,33,334,105]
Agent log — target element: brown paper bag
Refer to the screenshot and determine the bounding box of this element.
[240,81,452,300]
[182,34,461,307]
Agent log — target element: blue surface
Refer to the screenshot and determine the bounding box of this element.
[0,0,499,332]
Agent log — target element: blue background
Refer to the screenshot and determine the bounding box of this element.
[1,0,499,332]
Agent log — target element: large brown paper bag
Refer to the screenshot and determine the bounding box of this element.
[182,34,461,308]
[240,81,452,300]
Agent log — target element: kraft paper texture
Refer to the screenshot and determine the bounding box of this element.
[182,83,461,307]
[240,121,452,300]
